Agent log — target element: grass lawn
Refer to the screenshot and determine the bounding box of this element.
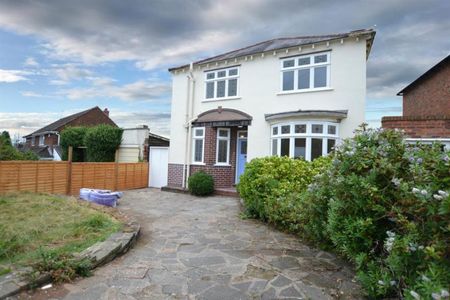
[0,192,122,276]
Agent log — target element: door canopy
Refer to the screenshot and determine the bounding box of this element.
[192,107,252,127]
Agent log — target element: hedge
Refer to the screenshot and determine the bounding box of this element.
[238,126,450,299]
[60,125,123,162]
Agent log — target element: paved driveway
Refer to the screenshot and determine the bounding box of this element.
[23,189,362,300]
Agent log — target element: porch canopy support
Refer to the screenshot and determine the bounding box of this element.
[192,107,252,127]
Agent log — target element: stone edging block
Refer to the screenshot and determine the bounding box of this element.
[0,215,140,299]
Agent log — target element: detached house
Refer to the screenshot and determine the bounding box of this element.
[382,55,450,148]
[167,29,376,190]
[23,106,117,160]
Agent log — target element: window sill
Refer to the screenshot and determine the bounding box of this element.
[214,163,231,167]
[277,87,333,95]
[202,96,241,102]
[191,162,205,166]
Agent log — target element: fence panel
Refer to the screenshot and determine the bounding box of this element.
[0,161,69,194]
[0,161,149,195]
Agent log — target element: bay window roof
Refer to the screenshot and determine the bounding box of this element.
[265,110,348,121]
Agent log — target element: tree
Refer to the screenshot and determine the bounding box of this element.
[1,131,12,147]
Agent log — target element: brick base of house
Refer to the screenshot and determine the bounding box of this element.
[381,115,450,138]
[167,163,236,189]
[167,126,242,189]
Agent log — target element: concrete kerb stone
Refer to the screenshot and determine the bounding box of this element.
[0,213,140,300]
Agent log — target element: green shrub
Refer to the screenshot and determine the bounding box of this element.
[60,127,88,161]
[302,126,450,298]
[84,125,123,162]
[0,131,38,161]
[188,171,214,196]
[237,155,331,231]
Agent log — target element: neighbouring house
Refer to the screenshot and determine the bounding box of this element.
[118,125,169,162]
[382,54,450,149]
[23,106,117,160]
[166,29,376,190]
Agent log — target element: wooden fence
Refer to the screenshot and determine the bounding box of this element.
[0,161,149,195]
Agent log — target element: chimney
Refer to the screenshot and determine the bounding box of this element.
[103,108,109,116]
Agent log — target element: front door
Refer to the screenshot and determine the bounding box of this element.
[236,132,247,183]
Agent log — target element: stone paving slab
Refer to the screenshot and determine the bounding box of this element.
[14,188,362,299]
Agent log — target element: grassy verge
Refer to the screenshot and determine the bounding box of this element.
[0,192,122,280]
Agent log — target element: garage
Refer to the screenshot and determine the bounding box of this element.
[149,147,169,188]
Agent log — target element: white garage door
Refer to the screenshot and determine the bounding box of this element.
[149,147,169,188]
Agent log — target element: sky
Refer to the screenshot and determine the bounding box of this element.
[0,0,449,139]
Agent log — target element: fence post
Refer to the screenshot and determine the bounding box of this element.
[66,146,73,195]
[114,149,119,190]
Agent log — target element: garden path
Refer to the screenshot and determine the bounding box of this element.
[18,188,362,300]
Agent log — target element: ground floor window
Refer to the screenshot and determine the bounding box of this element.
[192,127,205,163]
[216,128,231,165]
[271,121,338,160]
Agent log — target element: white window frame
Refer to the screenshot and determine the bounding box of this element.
[39,135,45,146]
[204,66,240,101]
[192,127,205,164]
[215,128,231,165]
[31,136,35,146]
[270,121,339,161]
[280,51,331,93]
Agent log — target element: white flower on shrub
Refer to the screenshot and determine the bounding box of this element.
[441,290,449,298]
[421,275,430,282]
[390,280,397,286]
[412,188,420,194]
[438,190,449,197]
[408,242,419,252]
[432,292,441,300]
[385,231,396,252]
[421,189,428,196]
[377,280,385,286]
[410,290,421,300]
[391,177,401,187]
[433,194,443,200]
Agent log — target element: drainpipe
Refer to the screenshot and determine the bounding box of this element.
[182,62,195,189]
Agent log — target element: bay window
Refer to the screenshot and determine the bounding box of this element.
[216,128,230,165]
[271,121,338,161]
[205,67,239,100]
[192,127,205,164]
[281,52,330,92]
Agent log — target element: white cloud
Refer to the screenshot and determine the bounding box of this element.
[61,79,171,102]
[24,57,39,67]
[20,91,45,97]
[0,69,30,83]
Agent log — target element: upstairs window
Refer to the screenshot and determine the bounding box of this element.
[192,127,205,164]
[281,52,330,92]
[216,128,231,165]
[205,67,239,100]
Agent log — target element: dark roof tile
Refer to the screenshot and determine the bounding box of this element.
[169,29,375,71]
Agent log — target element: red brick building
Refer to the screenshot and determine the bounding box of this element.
[23,106,117,160]
[382,55,450,148]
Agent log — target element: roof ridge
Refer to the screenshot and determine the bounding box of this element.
[26,106,100,136]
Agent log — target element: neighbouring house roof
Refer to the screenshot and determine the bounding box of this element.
[265,110,348,121]
[397,54,450,96]
[24,106,116,138]
[148,132,170,147]
[19,145,53,160]
[169,29,375,72]
[192,108,252,127]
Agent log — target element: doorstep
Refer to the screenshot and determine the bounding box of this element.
[162,185,239,198]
